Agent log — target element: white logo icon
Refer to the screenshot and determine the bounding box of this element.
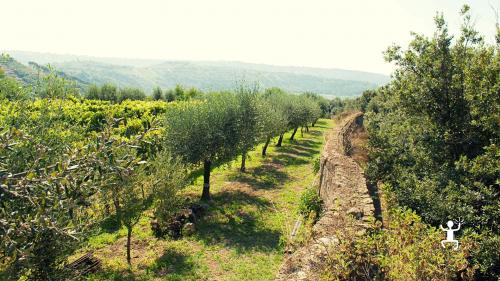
[440,219,462,250]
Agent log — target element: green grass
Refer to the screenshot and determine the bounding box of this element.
[83,119,333,281]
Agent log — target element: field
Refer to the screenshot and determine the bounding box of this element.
[77,119,332,281]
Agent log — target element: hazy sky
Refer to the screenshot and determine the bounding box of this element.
[2,0,499,74]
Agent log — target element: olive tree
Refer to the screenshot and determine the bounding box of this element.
[282,95,322,141]
[303,92,331,123]
[153,86,163,100]
[235,85,261,172]
[118,87,146,102]
[113,150,186,265]
[298,95,322,134]
[260,90,288,155]
[263,88,291,147]
[164,93,239,200]
[284,95,305,141]
[99,83,118,102]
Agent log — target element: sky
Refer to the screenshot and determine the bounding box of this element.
[1,0,499,75]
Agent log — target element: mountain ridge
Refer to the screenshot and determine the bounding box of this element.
[5,50,390,97]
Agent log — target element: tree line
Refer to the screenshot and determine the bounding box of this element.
[164,86,325,200]
[85,83,203,102]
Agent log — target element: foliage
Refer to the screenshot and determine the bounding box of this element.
[1,127,102,279]
[288,95,321,130]
[86,83,118,102]
[118,87,146,102]
[163,84,204,102]
[32,66,80,99]
[303,92,331,118]
[0,54,340,279]
[0,68,28,100]
[298,187,323,221]
[150,152,188,227]
[0,70,174,279]
[97,140,185,265]
[235,84,262,171]
[328,97,346,115]
[163,93,240,200]
[323,202,476,281]
[152,86,163,100]
[163,87,327,199]
[259,92,288,155]
[312,156,321,174]
[364,6,499,279]
[81,118,332,281]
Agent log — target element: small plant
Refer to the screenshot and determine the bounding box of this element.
[312,156,321,174]
[298,187,323,221]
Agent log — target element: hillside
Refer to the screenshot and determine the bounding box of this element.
[0,54,39,85]
[0,53,89,89]
[7,51,390,97]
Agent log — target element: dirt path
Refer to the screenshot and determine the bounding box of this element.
[276,112,376,281]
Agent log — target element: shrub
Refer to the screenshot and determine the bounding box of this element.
[362,6,499,279]
[323,206,476,281]
[298,187,323,221]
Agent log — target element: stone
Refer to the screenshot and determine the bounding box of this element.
[347,207,364,220]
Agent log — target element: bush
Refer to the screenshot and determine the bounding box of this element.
[362,7,499,279]
[298,187,323,221]
[323,205,476,281]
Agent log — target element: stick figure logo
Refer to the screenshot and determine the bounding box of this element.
[440,218,463,250]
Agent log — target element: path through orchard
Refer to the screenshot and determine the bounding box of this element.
[80,119,334,281]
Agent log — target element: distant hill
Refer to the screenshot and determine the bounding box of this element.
[0,53,39,85]
[0,53,89,89]
[6,50,390,97]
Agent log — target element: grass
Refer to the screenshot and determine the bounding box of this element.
[81,119,333,281]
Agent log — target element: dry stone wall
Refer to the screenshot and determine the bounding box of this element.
[275,112,374,281]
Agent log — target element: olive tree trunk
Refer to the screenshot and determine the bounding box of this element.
[126,226,132,265]
[240,152,247,172]
[262,137,271,156]
[201,160,211,201]
[290,127,298,140]
[276,133,284,147]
